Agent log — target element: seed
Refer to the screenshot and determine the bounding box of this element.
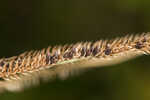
[92,47,99,56]
[85,49,91,57]
[104,48,111,55]
[81,47,86,56]
[6,63,9,68]
[63,52,69,58]
[50,56,55,64]
[63,52,73,59]
[71,48,76,53]
[68,52,73,59]
[6,63,9,72]
[135,42,143,49]
[46,54,50,64]
[12,61,16,68]
[0,61,4,67]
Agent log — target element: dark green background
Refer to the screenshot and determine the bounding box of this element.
[0,0,150,100]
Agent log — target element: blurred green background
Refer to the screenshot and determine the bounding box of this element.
[0,0,150,100]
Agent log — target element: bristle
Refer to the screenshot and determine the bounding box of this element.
[0,32,150,92]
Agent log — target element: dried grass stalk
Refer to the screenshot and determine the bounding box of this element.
[0,32,150,92]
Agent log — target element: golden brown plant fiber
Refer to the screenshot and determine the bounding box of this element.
[0,32,150,92]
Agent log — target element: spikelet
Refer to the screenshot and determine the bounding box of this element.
[0,32,150,93]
